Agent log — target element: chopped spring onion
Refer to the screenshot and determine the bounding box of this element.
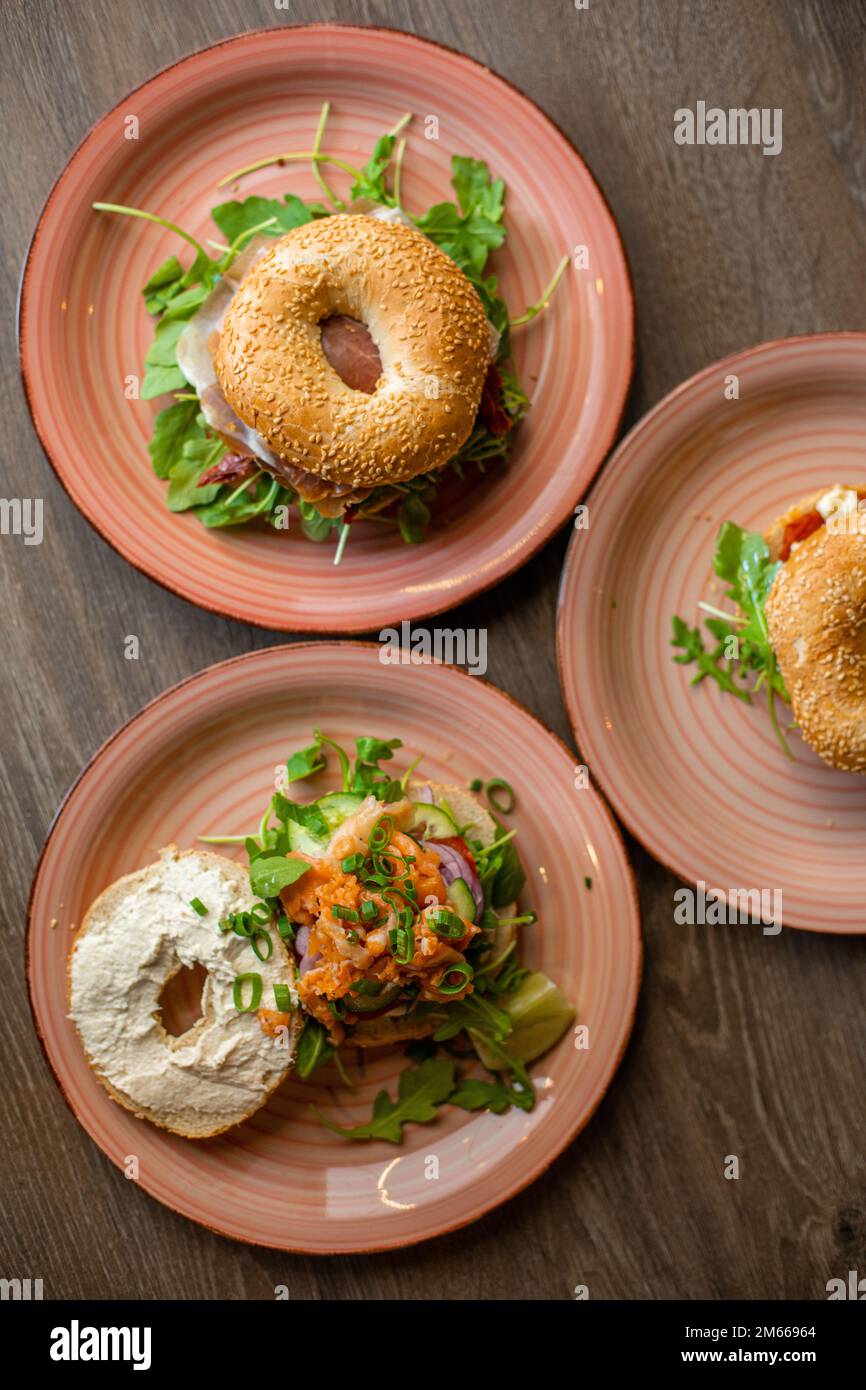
[360,900,379,922]
[485,778,516,815]
[428,908,466,940]
[331,904,359,923]
[249,902,272,925]
[273,983,293,1012]
[437,962,473,995]
[389,923,415,963]
[189,898,207,917]
[251,929,273,962]
[368,814,393,853]
[341,853,365,873]
[233,973,262,1012]
[276,914,295,941]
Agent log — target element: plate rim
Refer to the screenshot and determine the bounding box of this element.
[17,21,635,635]
[557,329,866,935]
[26,639,643,1253]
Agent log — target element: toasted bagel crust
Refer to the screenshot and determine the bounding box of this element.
[765,527,866,773]
[215,215,490,489]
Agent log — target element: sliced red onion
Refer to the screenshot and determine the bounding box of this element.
[299,949,322,976]
[294,925,311,959]
[422,838,484,920]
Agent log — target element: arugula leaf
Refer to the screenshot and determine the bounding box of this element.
[350,134,397,204]
[142,318,188,399]
[672,522,793,758]
[297,499,339,542]
[397,492,430,544]
[285,740,327,783]
[295,1019,335,1079]
[415,157,506,276]
[449,1074,532,1114]
[248,854,311,900]
[142,255,185,314]
[489,820,526,907]
[351,736,402,797]
[147,400,203,479]
[166,438,225,511]
[211,193,316,244]
[314,1058,456,1143]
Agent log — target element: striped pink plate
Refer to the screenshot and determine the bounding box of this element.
[28,644,640,1252]
[558,333,866,933]
[19,25,633,633]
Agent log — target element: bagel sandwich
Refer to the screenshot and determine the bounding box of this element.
[673,484,866,771]
[96,107,568,554]
[68,847,302,1138]
[764,485,866,773]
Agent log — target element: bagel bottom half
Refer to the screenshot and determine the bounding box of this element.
[348,783,517,1048]
[68,847,301,1138]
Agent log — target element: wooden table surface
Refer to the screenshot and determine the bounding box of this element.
[3,0,865,1301]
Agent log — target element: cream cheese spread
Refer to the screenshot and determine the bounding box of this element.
[69,848,299,1135]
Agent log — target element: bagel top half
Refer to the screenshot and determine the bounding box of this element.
[68,847,301,1138]
[764,489,866,774]
[214,214,491,490]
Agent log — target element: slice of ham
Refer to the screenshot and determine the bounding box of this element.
[320,315,382,394]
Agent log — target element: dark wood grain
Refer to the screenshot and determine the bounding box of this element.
[2,0,865,1301]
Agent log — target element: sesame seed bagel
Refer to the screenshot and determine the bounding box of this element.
[68,848,301,1138]
[765,526,866,773]
[214,214,491,489]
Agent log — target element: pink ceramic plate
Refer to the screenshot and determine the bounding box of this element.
[19,24,633,633]
[558,333,866,933]
[28,643,641,1252]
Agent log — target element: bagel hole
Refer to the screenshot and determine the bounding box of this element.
[158,961,207,1037]
[319,314,382,394]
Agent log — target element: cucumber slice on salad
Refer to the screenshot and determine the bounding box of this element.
[287,820,329,857]
[317,791,365,830]
[410,802,458,839]
[446,876,477,923]
[473,972,576,1068]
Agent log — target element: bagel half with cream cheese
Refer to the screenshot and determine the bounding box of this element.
[764,484,866,773]
[68,848,301,1138]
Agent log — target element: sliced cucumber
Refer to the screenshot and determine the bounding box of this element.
[473,971,576,1068]
[446,876,477,924]
[317,791,364,830]
[410,802,457,839]
[287,820,329,857]
[343,981,402,1015]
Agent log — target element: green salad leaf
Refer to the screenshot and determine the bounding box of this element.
[248,854,311,900]
[314,1058,457,1144]
[672,521,792,757]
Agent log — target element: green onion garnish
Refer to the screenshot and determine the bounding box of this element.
[428,908,466,940]
[350,978,384,997]
[437,962,473,995]
[360,900,378,922]
[233,972,263,1012]
[276,914,295,941]
[273,983,293,1011]
[368,814,393,853]
[251,929,273,961]
[189,897,207,916]
[346,929,360,944]
[469,778,483,792]
[249,902,272,925]
[331,904,359,923]
[341,853,365,873]
[389,923,415,963]
[485,778,516,815]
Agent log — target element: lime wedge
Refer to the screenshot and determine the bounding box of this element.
[473,971,576,1068]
